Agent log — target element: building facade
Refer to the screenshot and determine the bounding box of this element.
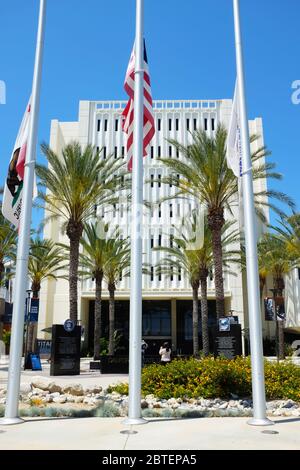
[38,98,279,354]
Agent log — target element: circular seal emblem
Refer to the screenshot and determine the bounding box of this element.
[64,319,75,332]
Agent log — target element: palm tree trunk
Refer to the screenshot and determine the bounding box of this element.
[108,285,115,356]
[69,236,80,324]
[93,272,103,360]
[200,275,209,356]
[278,320,285,360]
[192,283,199,357]
[208,219,225,319]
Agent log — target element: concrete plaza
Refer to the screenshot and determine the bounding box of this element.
[0,416,299,450]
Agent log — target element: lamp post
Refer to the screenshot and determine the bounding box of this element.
[24,289,32,369]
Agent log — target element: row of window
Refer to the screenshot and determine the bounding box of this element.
[149,266,182,282]
[96,145,180,160]
[97,117,216,133]
[150,173,180,188]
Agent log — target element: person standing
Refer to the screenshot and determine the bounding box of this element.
[159,342,171,365]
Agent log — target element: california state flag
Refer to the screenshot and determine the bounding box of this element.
[2,100,34,227]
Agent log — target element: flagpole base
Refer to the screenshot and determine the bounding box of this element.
[122,417,148,426]
[0,417,25,426]
[247,417,274,426]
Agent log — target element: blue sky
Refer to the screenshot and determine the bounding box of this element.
[0,0,299,227]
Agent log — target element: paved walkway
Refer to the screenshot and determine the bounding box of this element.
[0,357,128,390]
[0,416,299,450]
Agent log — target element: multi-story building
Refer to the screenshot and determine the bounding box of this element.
[38,98,277,355]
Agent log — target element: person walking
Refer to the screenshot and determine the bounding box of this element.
[159,341,171,365]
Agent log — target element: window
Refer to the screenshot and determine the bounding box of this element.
[158,174,161,188]
[158,118,161,131]
[104,119,108,131]
[170,234,174,248]
[211,118,215,131]
[115,119,119,131]
[150,174,154,188]
[120,204,124,217]
[176,118,179,131]
[114,146,118,159]
[151,237,154,249]
[158,146,161,158]
[151,146,154,159]
[170,266,174,282]
[97,119,101,132]
[158,234,162,246]
[142,301,171,336]
[193,118,197,131]
[169,146,172,157]
[298,268,300,280]
[119,271,123,282]
[158,204,161,218]
[103,147,107,159]
[178,268,182,282]
[158,270,162,282]
[204,118,208,131]
[186,118,190,131]
[150,266,154,282]
[169,204,173,218]
[122,146,125,158]
[113,204,116,217]
[96,146,100,153]
[168,118,172,131]
[176,148,179,158]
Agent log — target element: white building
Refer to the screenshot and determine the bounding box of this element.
[38,98,288,354]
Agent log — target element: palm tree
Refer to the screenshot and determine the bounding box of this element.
[155,213,240,356]
[257,233,297,359]
[273,213,300,263]
[159,126,294,319]
[103,236,130,355]
[79,222,110,359]
[26,237,63,353]
[79,222,129,359]
[0,212,17,286]
[37,142,125,324]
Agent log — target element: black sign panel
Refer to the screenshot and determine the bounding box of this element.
[50,324,81,376]
[213,324,242,359]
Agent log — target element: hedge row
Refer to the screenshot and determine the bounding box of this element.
[109,357,300,401]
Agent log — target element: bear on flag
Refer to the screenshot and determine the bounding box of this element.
[2,100,33,228]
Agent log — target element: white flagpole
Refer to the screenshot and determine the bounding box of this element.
[0,0,47,425]
[233,0,273,426]
[123,0,147,425]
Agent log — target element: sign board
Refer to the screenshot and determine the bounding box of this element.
[213,324,242,359]
[30,354,42,371]
[25,298,40,322]
[37,339,52,358]
[25,353,42,371]
[50,324,81,376]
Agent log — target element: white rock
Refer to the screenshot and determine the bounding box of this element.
[74,396,84,403]
[0,398,6,404]
[66,395,75,403]
[53,395,67,404]
[292,409,300,417]
[62,384,84,396]
[31,377,51,391]
[50,392,60,399]
[32,388,48,396]
[19,383,31,395]
[219,402,228,409]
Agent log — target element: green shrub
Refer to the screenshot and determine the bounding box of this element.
[108,357,300,401]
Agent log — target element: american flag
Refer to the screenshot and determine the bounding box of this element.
[122,40,155,171]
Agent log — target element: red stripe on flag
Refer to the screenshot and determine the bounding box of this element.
[122,40,155,172]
